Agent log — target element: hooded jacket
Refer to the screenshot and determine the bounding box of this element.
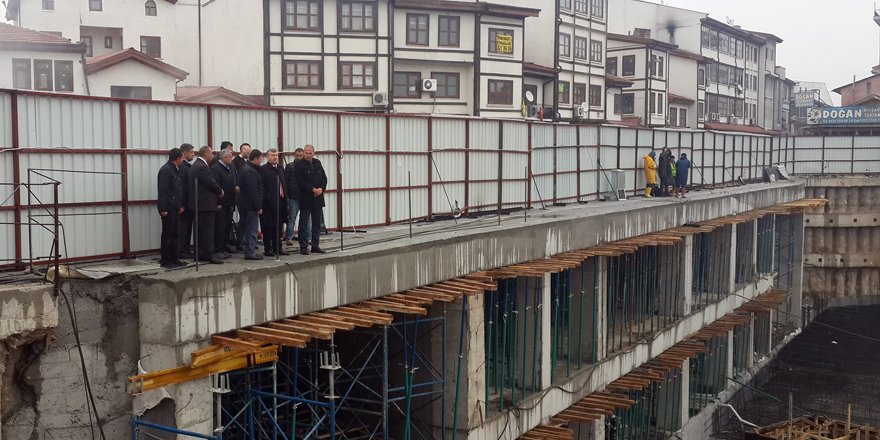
[643,154,657,185]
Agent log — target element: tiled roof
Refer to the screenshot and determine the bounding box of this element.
[85,48,188,80]
[0,22,82,52]
[704,122,780,135]
[176,86,262,106]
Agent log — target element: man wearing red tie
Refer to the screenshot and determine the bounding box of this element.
[259,149,288,257]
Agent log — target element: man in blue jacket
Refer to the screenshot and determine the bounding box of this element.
[238,150,265,260]
[675,153,691,199]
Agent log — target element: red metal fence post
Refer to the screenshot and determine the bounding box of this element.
[526,122,532,210]
[576,125,582,202]
[385,115,391,225]
[427,116,433,221]
[464,120,470,212]
[336,114,343,232]
[206,105,213,149]
[120,101,131,259]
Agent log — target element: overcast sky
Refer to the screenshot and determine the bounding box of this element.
[3,0,876,104]
[652,0,880,104]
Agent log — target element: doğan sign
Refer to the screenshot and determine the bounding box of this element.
[495,34,513,54]
[807,106,880,125]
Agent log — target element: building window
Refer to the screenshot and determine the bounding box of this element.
[140,36,161,58]
[669,108,678,127]
[488,28,514,55]
[573,83,586,105]
[718,64,729,85]
[111,86,152,99]
[735,39,743,58]
[698,101,705,119]
[145,0,157,16]
[589,84,601,107]
[13,59,31,89]
[650,54,664,78]
[614,93,634,114]
[89,0,102,11]
[560,0,571,10]
[606,57,617,75]
[622,55,635,76]
[557,81,570,105]
[679,108,687,127]
[42,0,54,10]
[708,63,717,83]
[406,14,429,46]
[591,0,604,18]
[340,1,375,32]
[650,92,664,115]
[284,0,320,30]
[33,59,53,91]
[575,0,587,14]
[559,33,571,58]
[283,61,321,89]
[590,40,602,63]
[719,33,729,54]
[438,16,460,47]
[709,30,718,50]
[104,36,113,48]
[701,27,710,48]
[433,72,460,98]
[488,79,513,105]
[697,66,705,87]
[574,37,587,60]
[82,36,93,57]
[53,60,73,92]
[392,72,420,98]
[340,62,376,89]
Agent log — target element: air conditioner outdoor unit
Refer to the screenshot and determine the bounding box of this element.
[600,169,627,201]
[575,105,586,119]
[422,79,438,93]
[372,91,389,107]
[709,113,720,122]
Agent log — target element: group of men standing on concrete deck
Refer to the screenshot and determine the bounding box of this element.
[156,141,328,269]
[643,148,691,198]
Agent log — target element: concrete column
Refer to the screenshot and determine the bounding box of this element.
[595,257,608,362]
[680,358,690,428]
[725,329,735,388]
[436,295,485,436]
[747,318,755,368]
[541,273,552,388]
[766,310,775,351]
[727,225,737,294]
[681,235,694,316]
[589,416,606,440]
[790,213,805,329]
[751,220,759,274]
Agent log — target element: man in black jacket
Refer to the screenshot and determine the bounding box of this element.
[212,149,237,257]
[190,146,225,264]
[157,148,186,268]
[238,149,264,260]
[177,143,196,258]
[233,143,251,173]
[283,148,305,245]
[294,144,328,255]
[260,149,288,257]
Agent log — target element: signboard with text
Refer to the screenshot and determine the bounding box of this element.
[793,91,815,108]
[495,34,513,54]
[807,106,880,125]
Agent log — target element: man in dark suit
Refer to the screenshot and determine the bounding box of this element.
[283,147,305,245]
[238,149,264,260]
[190,146,225,264]
[212,149,237,257]
[177,143,196,259]
[157,148,186,268]
[260,149,288,257]
[233,143,251,173]
[294,144,328,255]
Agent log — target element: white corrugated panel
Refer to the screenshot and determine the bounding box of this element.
[342,191,385,226]
[531,124,553,148]
[212,107,277,150]
[600,126,618,146]
[620,146,638,169]
[796,136,823,148]
[580,171,599,199]
[619,128,637,147]
[322,192,338,230]
[469,182,498,210]
[598,146,618,169]
[666,131,680,148]
[796,148,822,161]
[580,126,599,146]
[854,161,880,173]
[21,205,122,260]
[432,119,466,149]
[637,129,653,147]
[704,133,716,150]
[825,136,852,149]
[390,117,428,152]
[432,182,464,215]
[579,145,597,171]
[127,153,165,202]
[502,122,528,151]
[0,92,11,148]
[18,95,119,149]
[0,210,14,264]
[19,153,120,204]
[389,154,427,187]
[854,148,879,161]
[128,204,160,253]
[653,131,667,148]
[502,180,526,207]
[390,188,428,222]
[501,151,527,180]
[469,151,498,180]
[556,125,576,147]
[854,136,880,148]
[340,154,383,189]
[341,115,385,151]
[127,102,206,150]
[315,151,338,191]
[556,174,577,201]
[469,120,499,149]
[825,148,853,174]
[284,111,337,151]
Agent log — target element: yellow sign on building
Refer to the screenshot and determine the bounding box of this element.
[495,34,513,54]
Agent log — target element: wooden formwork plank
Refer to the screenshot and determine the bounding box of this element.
[388,293,434,306]
[236,329,306,348]
[268,321,333,340]
[281,318,338,334]
[336,306,395,324]
[191,346,240,368]
[362,299,428,315]
[406,290,456,303]
[314,311,375,328]
[212,335,262,351]
[298,314,357,330]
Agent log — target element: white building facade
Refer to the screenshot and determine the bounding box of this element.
[0,23,88,95]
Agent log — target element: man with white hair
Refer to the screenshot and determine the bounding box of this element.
[212,148,237,257]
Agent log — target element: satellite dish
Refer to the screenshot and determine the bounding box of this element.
[452,200,463,219]
[525,91,534,103]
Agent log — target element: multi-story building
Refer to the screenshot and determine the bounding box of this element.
[609,0,792,133]
[606,33,674,127]
[0,22,87,95]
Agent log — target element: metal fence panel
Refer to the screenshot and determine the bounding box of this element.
[22,205,122,261]
[430,119,465,215]
[390,188,428,223]
[637,129,653,147]
[128,204,160,253]
[212,107,277,150]
[854,136,880,148]
[469,120,499,149]
[557,125,577,147]
[18,95,120,149]
[127,153,165,202]
[284,111,337,151]
[580,126,599,146]
[0,92,11,148]
[390,117,428,152]
[825,147,853,174]
[341,115,385,152]
[502,121,529,151]
[19,153,121,204]
[127,102,206,150]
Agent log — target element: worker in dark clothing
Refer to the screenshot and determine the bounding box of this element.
[190,146,225,264]
[238,149,264,260]
[212,149,237,257]
[294,144,328,255]
[260,149,288,257]
[658,147,673,197]
[157,148,186,269]
[177,143,196,258]
[232,143,252,251]
[676,153,691,199]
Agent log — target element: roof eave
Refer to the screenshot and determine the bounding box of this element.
[0,41,84,53]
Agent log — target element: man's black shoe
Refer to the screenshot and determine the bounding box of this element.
[311,247,326,254]
[172,260,189,267]
[300,249,309,255]
[278,249,290,256]
[180,251,195,259]
[207,258,224,264]
[244,255,264,261]
[264,252,276,257]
